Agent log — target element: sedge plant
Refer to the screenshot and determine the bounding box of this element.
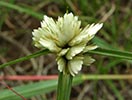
[32,12,103,100]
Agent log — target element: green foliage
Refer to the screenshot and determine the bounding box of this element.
[0,49,50,68]
[1,48,132,69]
[0,0,132,99]
[0,74,128,100]
[0,80,57,100]
[0,1,43,20]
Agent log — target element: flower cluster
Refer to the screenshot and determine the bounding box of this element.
[32,13,103,76]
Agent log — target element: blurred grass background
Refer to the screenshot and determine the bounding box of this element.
[0,0,132,100]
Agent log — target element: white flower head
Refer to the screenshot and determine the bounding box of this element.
[32,13,103,76]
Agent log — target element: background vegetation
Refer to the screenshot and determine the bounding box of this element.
[0,0,132,100]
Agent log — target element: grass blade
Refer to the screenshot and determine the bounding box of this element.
[1,48,132,69]
[106,80,124,100]
[0,1,43,20]
[0,77,81,100]
[0,80,57,100]
[93,36,115,49]
[88,48,132,60]
[0,74,131,100]
[0,49,50,68]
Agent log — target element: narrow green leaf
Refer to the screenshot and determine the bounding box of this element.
[88,48,132,60]
[1,48,132,69]
[0,49,50,68]
[93,36,115,49]
[0,76,81,100]
[106,80,124,100]
[0,74,131,100]
[0,80,57,100]
[0,1,43,20]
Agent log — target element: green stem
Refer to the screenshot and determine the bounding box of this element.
[57,72,73,100]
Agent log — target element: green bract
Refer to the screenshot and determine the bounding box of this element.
[32,13,103,76]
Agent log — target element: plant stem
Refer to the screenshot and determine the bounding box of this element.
[82,74,132,80]
[57,72,73,100]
